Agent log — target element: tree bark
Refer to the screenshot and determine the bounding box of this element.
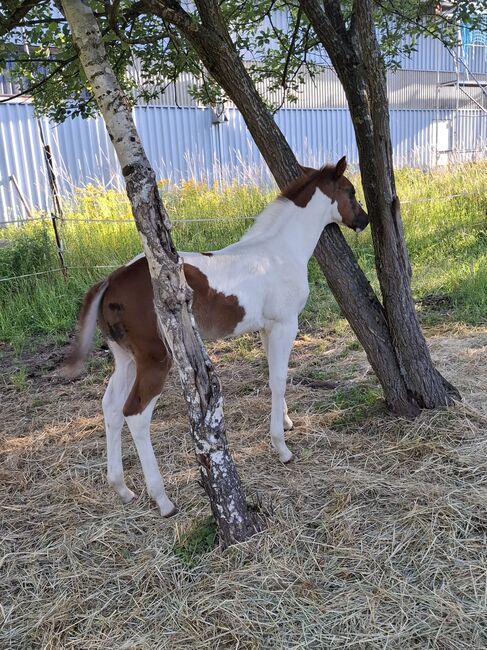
[313,227,417,415]
[60,0,261,547]
[351,0,458,406]
[142,0,420,415]
[300,0,459,407]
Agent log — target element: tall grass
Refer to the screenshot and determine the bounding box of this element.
[0,164,486,349]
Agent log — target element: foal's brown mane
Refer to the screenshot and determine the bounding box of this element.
[281,166,336,208]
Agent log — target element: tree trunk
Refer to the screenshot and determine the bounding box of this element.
[313,227,417,415]
[144,0,420,415]
[351,0,458,406]
[300,0,459,407]
[61,0,261,547]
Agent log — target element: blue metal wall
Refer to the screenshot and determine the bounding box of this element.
[1,102,486,223]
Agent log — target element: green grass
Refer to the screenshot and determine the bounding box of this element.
[307,162,487,328]
[9,367,28,391]
[1,164,486,348]
[173,516,218,568]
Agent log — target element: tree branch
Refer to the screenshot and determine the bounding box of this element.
[0,0,46,37]
[281,7,303,88]
[141,0,200,34]
[373,0,460,49]
[298,0,350,62]
[0,54,77,103]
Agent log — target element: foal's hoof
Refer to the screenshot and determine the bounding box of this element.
[279,449,294,464]
[284,419,294,432]
[121,489,137,504]
[161,504,178,518]
[159,498,178,518]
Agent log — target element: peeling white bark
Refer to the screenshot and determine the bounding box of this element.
[61,0,260,546]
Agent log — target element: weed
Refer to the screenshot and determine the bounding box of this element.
[333,384,381,410]
[173,516,218,567]
[332,384,383,429]
[10,367,28,391]
[297,366,340,383]
[299,447,314,461]
[346,340,362,352]
[31,397,47,407]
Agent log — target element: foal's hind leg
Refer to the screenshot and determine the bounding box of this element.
[102,342,136,503]
[123,355,176,517]
[261,331,293,431]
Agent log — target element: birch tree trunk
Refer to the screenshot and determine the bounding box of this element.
[60,0,261,547]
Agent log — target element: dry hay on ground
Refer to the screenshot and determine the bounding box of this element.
[1,327,487,649]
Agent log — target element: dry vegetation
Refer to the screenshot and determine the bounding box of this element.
[1,324,487,649]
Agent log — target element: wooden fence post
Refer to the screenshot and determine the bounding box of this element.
[9,175,34,219]
[37,121,68,278]
[42,142,65,221]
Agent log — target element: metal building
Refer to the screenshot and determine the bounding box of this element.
[0,27,486,223]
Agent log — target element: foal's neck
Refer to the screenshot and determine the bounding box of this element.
[278,189,334,262]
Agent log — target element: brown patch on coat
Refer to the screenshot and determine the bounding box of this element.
[123,350,172,417]
[184,263,245,340]
[282,168,332,208]
[99,257,245,415]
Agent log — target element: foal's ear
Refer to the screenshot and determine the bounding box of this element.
[333,156,347,180]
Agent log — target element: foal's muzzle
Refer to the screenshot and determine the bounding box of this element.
[353,208,369,233]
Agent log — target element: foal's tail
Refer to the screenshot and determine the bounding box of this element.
[60,278,109,378]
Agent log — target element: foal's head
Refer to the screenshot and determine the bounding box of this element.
[286,158,369,233]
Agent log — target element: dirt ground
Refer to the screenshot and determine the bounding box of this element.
[1,326,487,649]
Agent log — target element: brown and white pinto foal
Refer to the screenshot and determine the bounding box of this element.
[63,158,368,516]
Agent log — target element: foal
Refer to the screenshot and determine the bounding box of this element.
[63,158,368,516]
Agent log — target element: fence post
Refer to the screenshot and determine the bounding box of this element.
[42,142,65,221]
[37,121,68,278]
[9,175,34,219]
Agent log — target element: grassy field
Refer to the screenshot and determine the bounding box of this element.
[0,163,486,349]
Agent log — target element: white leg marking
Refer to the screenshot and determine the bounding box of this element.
[264,319,298,463]
[102,343,136,504]
[261,330,294,433]
[125,395,176,517]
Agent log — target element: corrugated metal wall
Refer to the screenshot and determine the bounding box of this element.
[395,35,486,74]
[0,104,50,223]
[133,66,487,111]
[1,102,485,223]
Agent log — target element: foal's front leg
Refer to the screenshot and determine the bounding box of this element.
[264,319,298,463]
[260,331,294,431]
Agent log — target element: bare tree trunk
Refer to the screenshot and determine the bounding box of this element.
[351,0,458,406]
[60,0,261,547]
[313,228,417,415]
[143,0,419,415]
[300,0,459,407]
